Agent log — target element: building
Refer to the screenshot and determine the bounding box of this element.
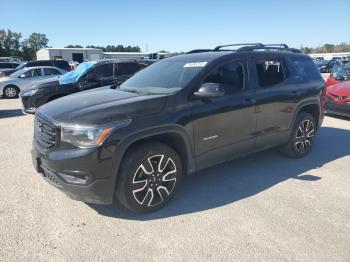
[102,52,170,61]
[36,48,103,62]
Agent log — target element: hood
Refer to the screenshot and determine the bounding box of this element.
[327,81,350,96]
[37,87,167,126]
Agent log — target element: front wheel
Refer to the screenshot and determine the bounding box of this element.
[115,141,182,213]
[3,85,19,98]
[283,112,316,158]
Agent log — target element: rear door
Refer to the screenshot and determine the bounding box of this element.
[252,55,303,149]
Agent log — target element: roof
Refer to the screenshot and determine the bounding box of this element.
[39,48,103,51]
[166,51,233,63]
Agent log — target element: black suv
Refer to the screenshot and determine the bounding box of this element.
[21,60,147,113]
[31,44,325,213]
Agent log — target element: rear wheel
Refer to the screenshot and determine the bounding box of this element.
[283,112,316,158]
[3,85,19,98]
[115,141,182,213]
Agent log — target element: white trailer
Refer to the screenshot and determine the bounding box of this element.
[36,48,103,62]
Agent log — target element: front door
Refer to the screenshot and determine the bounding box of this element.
[192,60,257,169]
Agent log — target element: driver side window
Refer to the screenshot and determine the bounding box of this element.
[204,62,244,94]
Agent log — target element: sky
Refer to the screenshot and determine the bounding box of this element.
[1,0,349,53]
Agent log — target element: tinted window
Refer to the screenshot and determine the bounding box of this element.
[204,62,244,94]
[291,56,322,82]
[53,60,70,70]
[43,68,60,76]
[256,59,288,87]
[22,69,42,78]
[26,61,52,67]
[0,63,18,68]
[91,63,113,78]
[118,63,140,75]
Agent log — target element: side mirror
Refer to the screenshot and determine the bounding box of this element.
[19,74,26,78]
[335,76,345,81]
[194,83,225,98]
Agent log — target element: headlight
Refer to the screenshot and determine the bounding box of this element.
[61,119,131,148]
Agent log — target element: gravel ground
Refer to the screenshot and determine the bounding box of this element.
[0,98,349,262]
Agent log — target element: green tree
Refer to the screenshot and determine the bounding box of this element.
[65,45,83,48]
[27,32,48,52]
[0,29,22,56]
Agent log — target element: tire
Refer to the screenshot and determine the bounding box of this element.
[115,141,183,213]
[3,85,19,98]
[283,112,316,158]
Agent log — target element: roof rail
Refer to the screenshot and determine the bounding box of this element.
[214,43,263,51]
[236,45,301,53]
[264,43,289,48]
[186,49,213,54]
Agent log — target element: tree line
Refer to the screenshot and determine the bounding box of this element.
[0,29,48,60]
[300,43,350,54]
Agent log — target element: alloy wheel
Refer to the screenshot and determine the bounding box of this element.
[132,154,177,207]
[294,119,315,154]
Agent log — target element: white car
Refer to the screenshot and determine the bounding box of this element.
[0,66,67,98]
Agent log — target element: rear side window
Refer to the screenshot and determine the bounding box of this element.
[91,63,113,78]
[290,56,322,82]
[117,63,141,75]
[255,59,289,87]
[43,68,61,76]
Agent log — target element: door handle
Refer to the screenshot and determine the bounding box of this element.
[243,98,257,106]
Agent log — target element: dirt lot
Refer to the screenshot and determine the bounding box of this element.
[0,98,349,262]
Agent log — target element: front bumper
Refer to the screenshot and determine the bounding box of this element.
[21,92,38,113]
[31,144,116,204]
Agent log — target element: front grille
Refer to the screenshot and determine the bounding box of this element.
[34,114,57,151]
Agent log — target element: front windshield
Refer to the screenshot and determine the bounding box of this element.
[9,68,27,78]
[59,61,96,85]
[119,59,207,95]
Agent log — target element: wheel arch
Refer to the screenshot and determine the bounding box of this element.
[292,100,321,129]
[111,125,195,189]
[3,84,20,94]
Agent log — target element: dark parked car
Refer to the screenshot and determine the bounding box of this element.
[21,60,147,113]
[315,58,342,73]
[0,62,22,77]
[0,60,70,77]
[0,62,21,69]
[31,43,325,213]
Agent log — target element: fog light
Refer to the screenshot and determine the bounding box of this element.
[59,172,92,185]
